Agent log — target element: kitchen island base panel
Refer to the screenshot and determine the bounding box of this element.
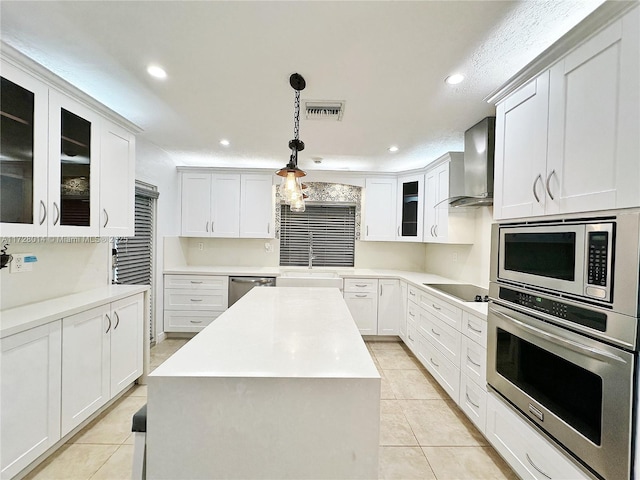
[147,376,380,479]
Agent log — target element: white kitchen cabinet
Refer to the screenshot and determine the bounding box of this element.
[486,393,589,480]
[398,281,408,342]
[423,154,474,244]
[459,373,487,433]
[0,60,49,237]
[61,293,144,435]
[546,7,640,214]
[99,120,135,237]
[343,278,379,335]
[1,321,62,479]
[164,274,229,333]
[377,279,400,335]
[211,173,241,237]
[396,174,423,242]
[363,177,397,241]
[240,174,274,238]
[417,331,460,403]
[180,173,211,236]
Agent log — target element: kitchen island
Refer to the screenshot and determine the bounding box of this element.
[147,286,381,479]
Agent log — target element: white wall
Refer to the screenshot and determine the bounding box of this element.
[423,207,494,288]
[134,138,180,339]
[0,239,110,310]
[354,241,426,271]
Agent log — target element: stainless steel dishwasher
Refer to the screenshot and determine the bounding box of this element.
[228,276,276,307]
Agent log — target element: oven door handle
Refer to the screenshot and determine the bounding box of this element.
[490,306,628,364]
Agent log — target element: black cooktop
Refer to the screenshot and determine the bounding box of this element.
[423,283,490,303]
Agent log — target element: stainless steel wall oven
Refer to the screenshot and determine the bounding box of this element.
[488,210,640,480]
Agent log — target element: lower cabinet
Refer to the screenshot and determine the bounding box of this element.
[61,294,144,435]
[343,279,379,335]
[486,393,589,480]
[378,279,400,335]
[1,322,62,479]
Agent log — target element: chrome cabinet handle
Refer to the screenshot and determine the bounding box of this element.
[113,311,120,330]
[466,355,481,367]
[526,453,551,479]
[190,280,204,284]
[105,314,112,334]
[103,208,109,228]
[431,328,440,336]
[545,169,556,201]
[430,357,440,367]
[39,201,47,225]
[409,291,416,297]
[267,223,270,234]
[53,202,60,225]
[380,284,383,296]
[190,320,203,324]
[467,323,482,334]
[408,312,415,317]
[190,298,203,302]
[465,393,480,409]
[434,225,438,237]
[532,174,543,203]
[355,294,367,298]
[206,221,209,232]
[430,225,435,237]
[211,220,214,232]
[355,284,367,288]
[431,303,441,311]
[397,226,401,236]
[366,225,369,236]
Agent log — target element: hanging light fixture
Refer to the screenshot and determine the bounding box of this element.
[276,73,306,212]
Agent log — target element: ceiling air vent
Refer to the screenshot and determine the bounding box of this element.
[304,101,345,121]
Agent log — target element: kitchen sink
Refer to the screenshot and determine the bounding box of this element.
[276,270,343,289]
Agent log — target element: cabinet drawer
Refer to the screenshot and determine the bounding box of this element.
[459,374,487,433]
[405,318,418,354]
[164,290,227,310]
[486,393,589,480]
[164,274,228,290]
[420,289,463,331]
[164,311,222,332]
[417,334,460,403]
[343,278,378,293]
[462,311,487,348]
[419,312,461,366]
[461,336,487,388]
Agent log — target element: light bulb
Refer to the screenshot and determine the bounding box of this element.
[291,195,305,213]
[280,172,299,205]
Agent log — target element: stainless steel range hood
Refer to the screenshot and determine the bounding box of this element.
[447,116,495,207]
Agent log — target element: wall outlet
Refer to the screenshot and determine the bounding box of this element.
[198,242,204,251]
[11,253,37,273]
[452,252,458,263]
[264,242,273,253]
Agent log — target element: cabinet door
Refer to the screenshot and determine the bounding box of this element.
[364,178,397,241]
[240,174,273,238]
[344,292,378,335]
[377,279,400,335]
[181,173,212,237]
[0,61,49,237]
[547,10,639,214]
[1,322,61,479]
[434,163,449,240]
[423,169,437,242]
[396,174,423,242]
[493,73,550,220]
[48,90,101,236]
[100,120,135,236]
[61,305,110,435]
[211,173,240,237]
[110,294,144,396]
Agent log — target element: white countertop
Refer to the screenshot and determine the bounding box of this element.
[0,285,149,338]
[164,266,489,318]
[150,287,380,379]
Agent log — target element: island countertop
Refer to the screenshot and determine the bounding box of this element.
[150,286,379,379]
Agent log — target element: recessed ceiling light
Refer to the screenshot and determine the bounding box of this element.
[445,73,464,85]
[147,65,167,79]
[219,139,230,147]
[388,145,399,153]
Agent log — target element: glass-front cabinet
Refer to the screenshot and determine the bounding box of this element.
[0,61,48,237]
[396,174,423,242]
[48,91,100,236]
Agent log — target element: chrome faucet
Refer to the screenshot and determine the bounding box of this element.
[308,232,315,268]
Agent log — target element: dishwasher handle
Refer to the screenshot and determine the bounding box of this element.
[231,277,274,285]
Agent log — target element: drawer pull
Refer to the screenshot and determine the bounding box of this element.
[465,393,480,409]
[431,303,441,311]
[190,320,203,324]
[190,298,204,302]
[467,323,482,333]
[466,355,481,368]
[526,453,551,480]
[355,284,368,288]
[429,357,440,368]
[355,294,367,298]
[409,291,416,296]
[431,328,440,337]
[190,281,204,284]
[105,314,112,334]
[408,312,415,317]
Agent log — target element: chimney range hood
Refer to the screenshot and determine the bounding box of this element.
[446,116,495,207]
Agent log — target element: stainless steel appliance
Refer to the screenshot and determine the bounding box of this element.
[488,210,640,480]
[424,283,489,303]
[228,276,276,307]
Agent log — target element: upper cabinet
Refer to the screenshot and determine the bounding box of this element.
[0,54,138,237]
[180,170,273,239]
[363,177,397,241]
[493,5,639,220]
[396,174,424,242]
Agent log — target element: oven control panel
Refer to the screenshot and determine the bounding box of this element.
[499,287,607,332]
[587,231,609,287]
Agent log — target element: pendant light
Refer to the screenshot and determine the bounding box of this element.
[276,73,306,212]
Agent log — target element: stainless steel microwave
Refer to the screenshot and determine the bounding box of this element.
[490,210,640,315]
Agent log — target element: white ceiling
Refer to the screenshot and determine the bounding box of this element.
[1,0,605,173]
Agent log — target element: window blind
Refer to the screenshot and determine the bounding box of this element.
[280,204,355,267]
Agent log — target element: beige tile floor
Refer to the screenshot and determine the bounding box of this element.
[24,338,516,480]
